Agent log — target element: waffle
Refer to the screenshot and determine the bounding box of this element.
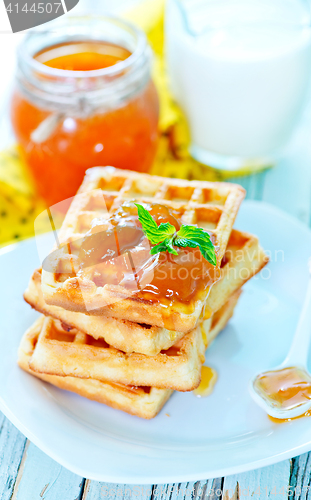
[203,228,268,319]
[18,290,240,418]
[28,317,207,391]
[41,167,245,332]
[26,230,267,355]
[18,317,173,420]
[27,289,241,392]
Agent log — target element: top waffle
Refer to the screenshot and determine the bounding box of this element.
[41,167,245,332]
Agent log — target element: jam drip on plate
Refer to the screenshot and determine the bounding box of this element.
[193,366,218,397]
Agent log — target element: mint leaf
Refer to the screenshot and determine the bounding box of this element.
[135,203,175,244]
[150,241,169,255]
[176,225,209,240]
[163,237,178,255]
[175,225,217,266]
[134,203,216,265]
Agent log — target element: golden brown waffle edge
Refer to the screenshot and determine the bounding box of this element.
[41,167,246,331]
[26,229,268,355]
[18,289,240,418]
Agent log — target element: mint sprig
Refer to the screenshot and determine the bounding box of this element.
[134,203,175,244]
[134,203,217,266]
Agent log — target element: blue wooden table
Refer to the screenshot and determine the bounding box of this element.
[2,100,311,498]
[2,4,311,493]
[0,425,307,500]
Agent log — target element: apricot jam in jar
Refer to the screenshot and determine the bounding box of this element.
[11,16,159,205]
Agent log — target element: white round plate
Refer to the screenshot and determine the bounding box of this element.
[0,200,311,483]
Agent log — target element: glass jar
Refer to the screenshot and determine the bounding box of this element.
[11,15,159,206]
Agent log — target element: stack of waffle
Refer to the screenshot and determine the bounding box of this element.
[19,167,268,419]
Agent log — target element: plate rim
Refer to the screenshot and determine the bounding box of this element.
[1,199,311,483]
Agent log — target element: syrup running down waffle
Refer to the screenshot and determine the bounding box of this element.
[19,290,241,418]
[41,167,245,332]
[26,230,267,355]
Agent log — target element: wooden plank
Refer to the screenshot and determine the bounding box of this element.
[230,171,267,202]
[83,478,222,500]
[289,452,311,500]
[222,460,291,500]
[151,478,222,500]
[152,481,205,500]
[11,442,84,500]
[0,412,27,500]
[229,98,311,225]
[82,480,153,499]
[260,104,311,226]
[228,103,311,226]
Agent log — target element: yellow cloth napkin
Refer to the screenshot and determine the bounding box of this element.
[0,146,46,245]
[0,0,221,247]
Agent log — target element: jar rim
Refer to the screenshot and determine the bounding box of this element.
[17,14,147,80]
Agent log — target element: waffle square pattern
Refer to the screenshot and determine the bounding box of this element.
[26,230,267,355]
[19,290,240,418]
[41,167,245,332]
